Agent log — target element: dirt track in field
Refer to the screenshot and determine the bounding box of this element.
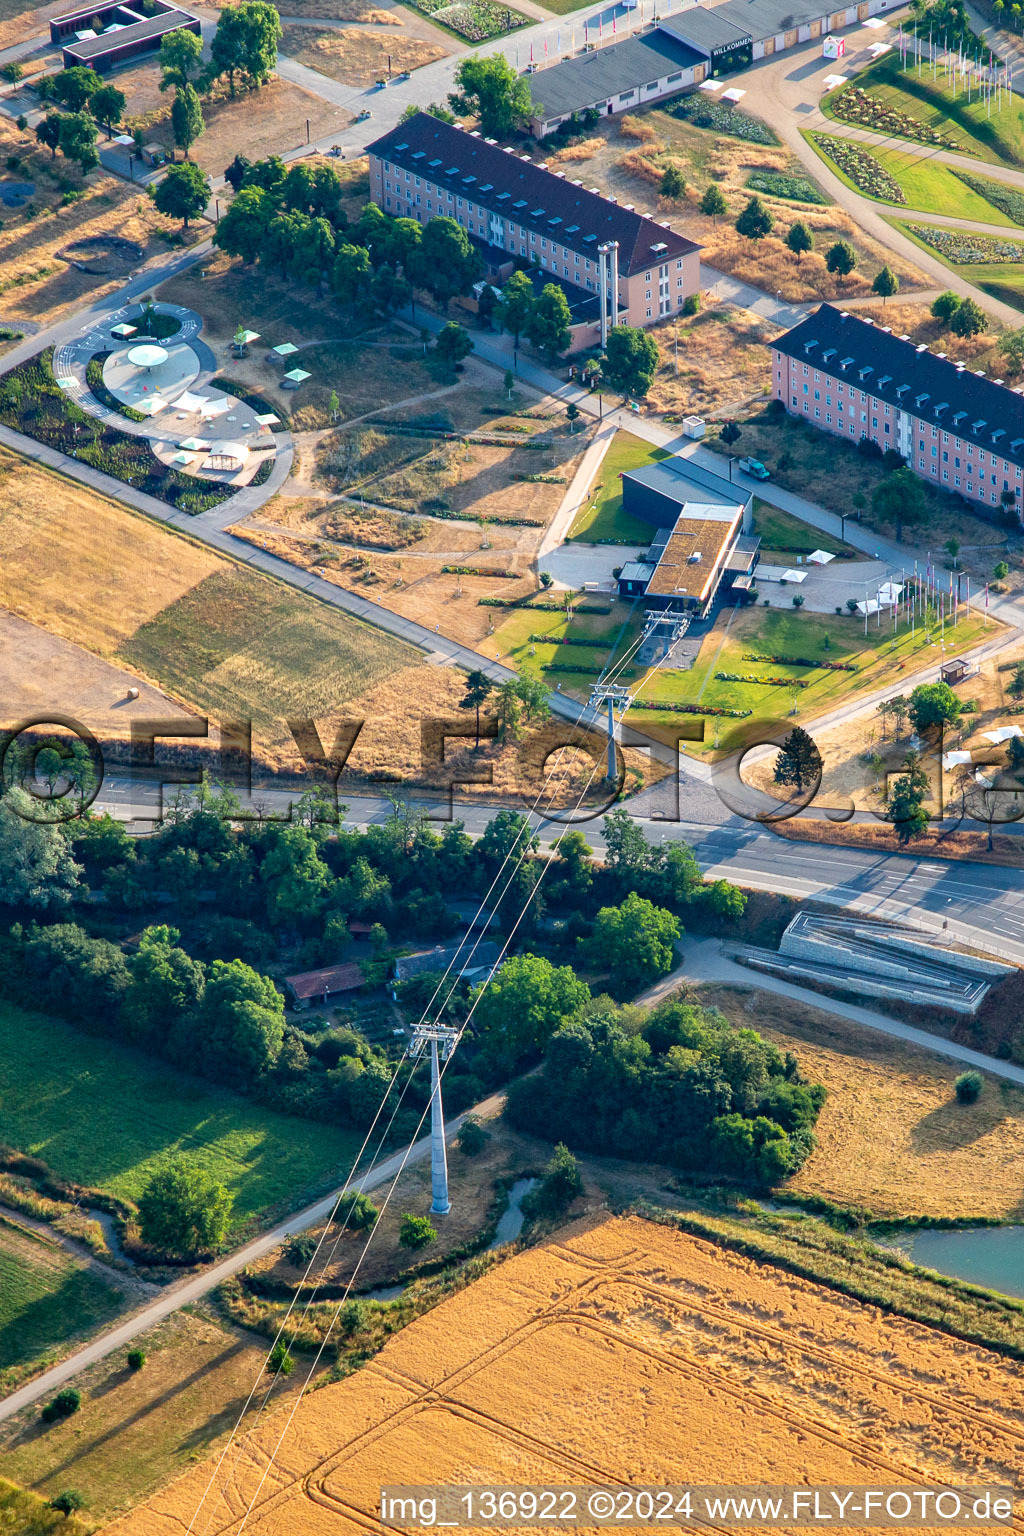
[110,1214,1024,1536]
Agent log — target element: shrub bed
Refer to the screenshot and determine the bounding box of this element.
[442,564,515,577]
[716,672,810,686]
[742,652,857,670]
[85,354,148,422]
[951,168,1024,226]
[671,97,779,145]
[905,223,1024,263]
[828,85,962,151]
[746,170,827,204]
[629,700,752,717]
[530,634,608,646]
[0,350,234,513]
[811,133,906,204]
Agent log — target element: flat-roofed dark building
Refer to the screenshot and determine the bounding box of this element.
[51,0,200,70]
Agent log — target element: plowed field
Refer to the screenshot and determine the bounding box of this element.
[111,1215,1024,1536]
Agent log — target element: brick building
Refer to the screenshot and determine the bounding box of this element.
[367,114,702,345]
[772,304,1024,517]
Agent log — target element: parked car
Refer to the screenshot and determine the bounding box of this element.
[738,457,770,480]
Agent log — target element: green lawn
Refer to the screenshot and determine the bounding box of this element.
[823,54,1024,168]
[568,431,670,542]
[629,604,991,739]
[493,599,642,701]
[808,133,1017,223]
[0,1221,124,1382]
[0,1479,89,1536]
[0,1002,361,1225]
[751,500,856,558]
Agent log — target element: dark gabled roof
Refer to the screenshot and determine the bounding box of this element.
[528,31,703,122]
[284,962,364,1000]
[659,7,751,52]
[393,940,502,982]
[773,304,1024,468]
[367,114,700,277]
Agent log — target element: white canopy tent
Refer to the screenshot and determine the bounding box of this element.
[984,726,1024,743]
[942,751,973,770]
[806,549,835,566]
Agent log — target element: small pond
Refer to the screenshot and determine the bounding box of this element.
[885,1226,1024,1300]
[0,181,34,209]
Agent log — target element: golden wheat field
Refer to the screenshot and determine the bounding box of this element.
[112,1215,1024,1536]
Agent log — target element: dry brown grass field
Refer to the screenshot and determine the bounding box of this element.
[703,984,1024,1219]
[644,302,778,420]
[0,0,61,50]
[0,118,185,328]
[111,1213,1024,1536]
[542,109,929,303]
[278,22,447,85]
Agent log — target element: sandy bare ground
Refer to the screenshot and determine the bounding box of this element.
[110,1213,1024,1536]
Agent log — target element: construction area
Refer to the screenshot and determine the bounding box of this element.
[735,913,1012,1014]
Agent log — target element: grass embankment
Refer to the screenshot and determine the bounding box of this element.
[492,599,641,700]
[823,53,1024,168]
[568,431,669,542]
[0,1001,361,1225]
[806,132,1017,223]
[751,500,856,557]
[0,1480,89,1536]
[627,604,990,737]
[644,1204,1024,1359]
[0,1218,124,1387]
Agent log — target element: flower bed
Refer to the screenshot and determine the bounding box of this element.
[811,133,906,204]
[541,662,637,676]
[742,652,857,671]
[828,85,962,151]
[442,564,515,577]
[85,354,148,423]
[905,224,1024,264]
[716,672,810,687]
[629,700,752,718]
[746,171,827,205]
[407,0,529,39]
[671,97,779,145]
[0,349,233,514]
[951,168,1024,227]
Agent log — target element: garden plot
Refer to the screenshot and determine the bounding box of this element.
[278,23,447,86]
[401,0,529,40]
[112,1212,1024,1536]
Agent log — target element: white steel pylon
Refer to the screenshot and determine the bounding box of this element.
[409,1022,459,1215]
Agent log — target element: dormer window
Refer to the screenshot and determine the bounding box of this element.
[822,348,836,362]
[840,356,854,369]
[993,429,1006,442]
[972,419,987,432]
[896,384,909,397]
[915,393,930,407]
[952,411,967,424]
[877,374,892,388]
[858,366,873,381]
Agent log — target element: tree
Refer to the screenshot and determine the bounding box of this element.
[136,1162,233,1258]
[720,419,741,449]
[331,241,372,303]
[908,680,962,732]
[472,953,589,1068]
[457,1118,489,1155]
[90,83,125,135]
[460,669,493,746]
[50,65,98,112]
[448,55,533,138]
[944,536,961,567]
[224,152,252,191]
[603,324,659,397]
[735,194,773,240]
[159,26,203,90]
[773,725,821,791]
[128,924,205,1048]
[825,240,856,281]
[887,752,930,846]
[41,1390,80,1424]
[660,162,686,199]
[170,83,204,158]
[525,1142,583,1216]
[931,290,962,327]
[954,1070,983,1103]
[214,184,272,262]
[200,957,286,1083]
[999,324,1024,376]
[35,112,62,158]
[334,1188,379,1229]
[951,296,987,338]
[153,161,210,227]
[50,1492,84,1519]
[872,264,899,303]
[267,1341,294,1375]
[127,1348,146,1371]
[503,367,515,399]
[58,111,98,174]
[497,268,534,344]
[786,220,813,260]
[994,559,1010,580]
[399,1212,437,1248]
[700,183,727,224]
[586,891,681,993]
[889,693,908,737]
[871,464,926,540]
[209,0,281,95]
[410,217,482,310]
[566,401,580,432]
[434,319,473,371]
[525,282,572,361]
[0,790,81,911]
[1009,660,1024,700]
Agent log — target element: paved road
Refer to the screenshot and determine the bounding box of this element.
[0,1090,503,1425]
[640,936,1024,1083]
